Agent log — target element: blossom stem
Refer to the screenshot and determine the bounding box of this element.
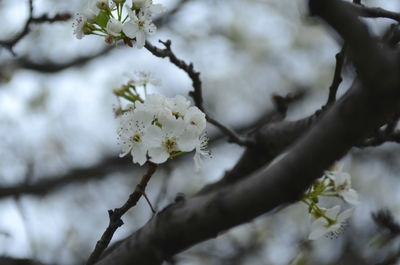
[169,151,185,159]
[122,14,129,23]
[117,3,121,21]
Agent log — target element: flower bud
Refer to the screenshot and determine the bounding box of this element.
[105,35,114,44]
[96,0,109,9]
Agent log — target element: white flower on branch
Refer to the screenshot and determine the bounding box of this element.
[117,94,209,168]
[128,72,161,88]
[72,14,86,40]
[308,206,354,240]
[122,8,157,48]
[106,18,123,36]
[326,167,359,205]
[133,0,166,14]
[117,108,154,165]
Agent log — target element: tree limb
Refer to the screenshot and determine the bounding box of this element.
[94,1,400,264]
[0,156,132,199]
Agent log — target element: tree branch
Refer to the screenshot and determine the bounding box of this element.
[0,1,71,55]
[325,45,347,106]
[353,3,400,23]
[145,40,254,147]
[0,156,131,199]
[93,1,400,264]
[86,162,157,265]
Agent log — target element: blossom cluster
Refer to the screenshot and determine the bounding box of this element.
[302,164,359,240]
[116,93,210,170]
[73,0,165,48]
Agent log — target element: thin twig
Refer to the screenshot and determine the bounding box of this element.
[0,0,71,55]
[353,3,400,23]
[205,114,254,146]
[145,40,203,109]
[85,162,158,265]
[144,40,254,146]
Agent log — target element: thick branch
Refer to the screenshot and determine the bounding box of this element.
[94,1,400,264]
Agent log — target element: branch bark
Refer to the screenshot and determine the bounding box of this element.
[94,0,400,264]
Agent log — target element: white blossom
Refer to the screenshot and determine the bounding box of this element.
[327,167,359,205]
[122,8,157,48]
[117,108,153,165]
[165,95,191,116]
[308,206,354,240]
[193,134,211,171]
[116,93,209,169]
[133,0,165,14]
[144,113,185,163]
[183,106,206,135]
[82,0,101,22]
[106,17,123,36]
[72,13,86,40]
[128,72,161,87]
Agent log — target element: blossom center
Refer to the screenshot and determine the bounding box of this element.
[131,133,142,143]
[163,137,179,153]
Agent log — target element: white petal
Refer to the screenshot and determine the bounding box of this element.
[159,113,185,137]
[148,147,169,163]
[337,208,354,223]
[122,21,139,38]
[146,94,166,106]
[177,131,198,152]
[165,95,190,114]
[342,189,359,205]
[131,143,148,165]
[146,23,157,35]
[126,5,137,19]
[149,4,166,14]
[184,106,206,134]
[136,30,146,48]
[194,150,203,171]
[119,143,132,157]
[142,125,163,147]
[325,205,341,220]
[309,218,328,240]
[106,18,123,36]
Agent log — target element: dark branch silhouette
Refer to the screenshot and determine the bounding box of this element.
[94,0,400,263]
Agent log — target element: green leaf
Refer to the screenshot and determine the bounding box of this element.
[96,11,110,28]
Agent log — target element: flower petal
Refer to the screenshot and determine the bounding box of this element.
[148,147,169,163]
[131,143,148,165]
[122,21,139,38]
[136,30,146,48]
[309,218,328,240]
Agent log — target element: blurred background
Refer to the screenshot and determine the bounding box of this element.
[1,0,400,264]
